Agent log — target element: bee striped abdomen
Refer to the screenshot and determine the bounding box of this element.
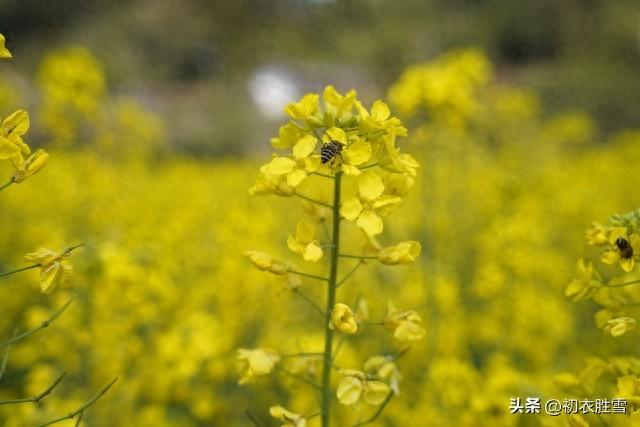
[321,141,342,164]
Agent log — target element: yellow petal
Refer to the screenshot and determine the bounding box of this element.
[363,381,390,405]
[325,127,347,145]
[340,197,363,221]
[343,139,371,165]
[3,110,30,136]
[357,210,383,236]
[303,242,323,262]
[263,157,297,176]
[286,168,307,187]
[295,220,315,242]
[292,135,318,159]
[40,262,62,294]
[370,100,390,122]
[341,164,362,175]
[0,34,12,59]
[601,250,619,265]
[336,376,363,406]
[0,136,19,159]
[609,227,628,245]
[357,171,384,201]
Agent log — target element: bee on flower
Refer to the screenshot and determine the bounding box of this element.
[601,227,640,272]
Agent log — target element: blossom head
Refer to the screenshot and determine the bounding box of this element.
[287,220,323,262]
[237,348,280,385]
[12,149,49,183]
[384,301,426,342]
[601,227,640,272]
[0,110,31,160]
[244,251,289,275]
[329,303,358,335]
[565,258,602,302]
[603,317,636,337]
[336,369,390,406]
[23,247,75,294]
[378,241,421,265]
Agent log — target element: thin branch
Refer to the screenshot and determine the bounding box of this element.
[287,269,329,282]
[276,366,321,390]
[246,409,263,427]
[39,377,118,426]
[0,177,15,192]
[292,288,326,319]
[332,335,345,362]
[338,254,378,260]
[336,260,364,288]
[74,411,84,427]
[0,329,17,382]
[312,171,335,179]
[358,163,379,170]
[605,279,640,288]
[352,392,393,426]
[293,192,332,208]
[0,296,75,350]
[0,371,67,405]
[281,352,324,359]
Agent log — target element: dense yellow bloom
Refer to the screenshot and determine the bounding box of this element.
[237,348,280,385]
[384,302,425,342]
[378,241,421,265]
[0,109,31,160]
[284,93,319,121]
[336,369,390,406]
[23,247,74,294]
[617,375,640,408]
[329,303,358,335]
[565,258,602,302]
[552,372,585,396]
[322,127,372,175]
[603,317,636,337]
[11,148,49,183]
[269,406,306,427]
[601,227,640,272]
[0,34,12,59]
[287,220,323,262]
[340,171,401,236]
[244,250,289,275]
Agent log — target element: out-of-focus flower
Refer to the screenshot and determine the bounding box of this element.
[0,34,12,59]
[23,247,74,294]
[12,149,49,183]
[330,303,358,335]
[603,317,636,337]
[336,369,390,406]
[287,220,322,262]
[0,110,30,160]
[565,258,602,302]
[364,355,401,394]
[378,241,421,265]
[269,406,306,427]
[586,222,609,246]
[244,251,289,275]
[384,301,425,342]
[237,348,280,385]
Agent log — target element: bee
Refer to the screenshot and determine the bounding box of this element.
[615,237,634,259]
[320,140,344,166]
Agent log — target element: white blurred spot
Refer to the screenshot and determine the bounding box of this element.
[248,66,299,120]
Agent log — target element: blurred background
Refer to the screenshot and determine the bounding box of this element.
[0,1,639,426]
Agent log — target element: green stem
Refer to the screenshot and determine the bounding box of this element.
[287,269,329,282]
[336,260,364,288]
[0,371,67,405]
[39,377,118,426]
[0,264,38,279]
[352,392,393,426]
[293,192,332,208]
[312,171,335,179]
[322,171,342,427]
[0,329,18,382]
[281,352,324,359]
[276,366,321,390]
[338,254,377,260]
[0,297,74,350]
[0,177,14,192]
[605,279,640,288]
[293,288,327,318]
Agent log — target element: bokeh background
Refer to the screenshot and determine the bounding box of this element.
[0,0,639,426]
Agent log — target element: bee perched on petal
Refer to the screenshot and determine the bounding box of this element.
[320,140,343,166]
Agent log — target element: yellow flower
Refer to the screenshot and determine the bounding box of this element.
[355,100,407,136]
[336,369,390,406]
[364,355,401,394]
[380,134,419,176]
[617,375,640,408]
[340,171,401,236]
[383,173,415,197]
[284,93,319,121]
[0,110,31,160]
[384,301,426,342]
[23,247,74,294]
[586,222,609,246]
[249,170,295,197]
[260,135,320,187]
[270,123,306,149]
[321,127,372,175]
[378,241,421,265]
[287,220,323,262]
[565,258,602,302]
[236,348,280,385]
[0,34,12,59]
[11,149,49,183]
[329,303,358,335]
[244,251,290,275]
[603,317,636,337]
[269,406,307,427]
[601,227,640,272]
